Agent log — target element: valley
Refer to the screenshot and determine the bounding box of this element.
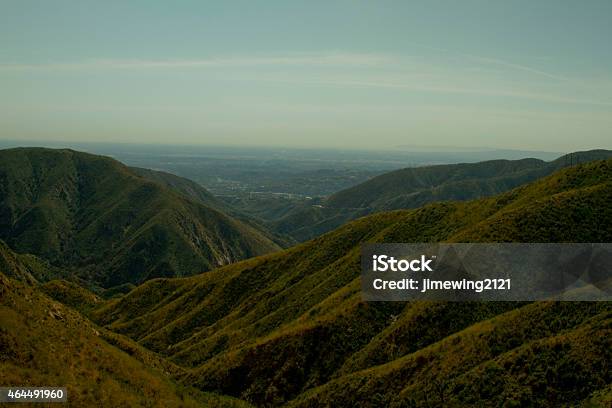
[2,150,610,407]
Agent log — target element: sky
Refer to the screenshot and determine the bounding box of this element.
[1,0,611,151]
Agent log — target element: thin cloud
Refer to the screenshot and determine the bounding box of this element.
[410,42,568,81]
[466,55,568,81]
[0,52,392,71]
[250,76,612,107]
[2,48,608,106]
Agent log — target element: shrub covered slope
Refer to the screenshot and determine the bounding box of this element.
[0,148,280,288]
[274,149,612,241]
[93,159,612,406]
[0,244,253,407]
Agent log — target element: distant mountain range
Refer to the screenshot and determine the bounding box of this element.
[272,149,612,241]
[0,148,280,289]
[88,159,612,406]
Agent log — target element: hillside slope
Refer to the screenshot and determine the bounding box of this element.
[0,269,253,407]
[0,239,59,284]
[93,159,612,406]
[130,166,226,211]
[0,148,280,288]
[132,166,293,248]
[274,149,612,241]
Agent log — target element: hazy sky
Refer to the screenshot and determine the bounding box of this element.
[1,0,611,151]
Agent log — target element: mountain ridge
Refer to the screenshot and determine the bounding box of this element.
[273,149,612,241]
[91,159,612,406]
[0,147,280,288]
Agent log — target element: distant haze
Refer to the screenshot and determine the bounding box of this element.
[1,1,611,151]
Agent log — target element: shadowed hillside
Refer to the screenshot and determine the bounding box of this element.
[274,150,612,241]
[0,268,253,407]
[0,239,59,284]
[0,148,280,289]
[130,166,227,211]
[132,166,294,249]
[92,159,612,406]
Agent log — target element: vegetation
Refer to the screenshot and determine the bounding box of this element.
[0,269,253,407]
[130,166,227,212]
[40,279,103,313]
[91,159,612,406]
[274,150,612,241]
[0,239,59,284]
[0,147,280,289]
[132,166,295,250]
[2,151,610,406]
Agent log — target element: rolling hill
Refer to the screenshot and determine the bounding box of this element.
[91,159,612,406]
[0,260,252,407]
[0,147,280,289]
[273,149,612,241]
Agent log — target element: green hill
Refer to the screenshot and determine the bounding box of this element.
[0,147,280,288]
[274,149,612,241]
[132,166,294,249]
[130,166,227,211]
[0,239,59,284]
[0,269,253,407]
[92,159,612,406]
